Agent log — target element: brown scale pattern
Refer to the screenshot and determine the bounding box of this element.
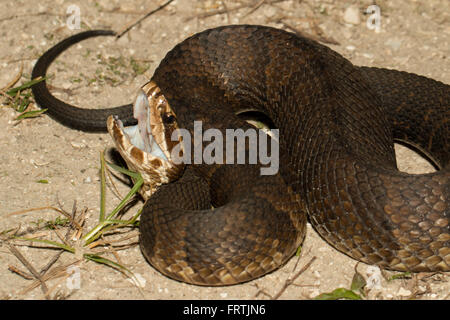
[143,25,448,284]
[31,26,448,285]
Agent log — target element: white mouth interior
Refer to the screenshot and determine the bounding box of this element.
[120,90,168,160]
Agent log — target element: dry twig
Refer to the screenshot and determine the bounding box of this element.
[6,206,82,230]
[274,19,340,45]
[187,0,287,21]
[116,0,175,38]
[243,0,266,17]
[1,62,23,91]
[18,261,80,296]
[6,243,50,298]
[272,256,316,299]
[7,265,34,280]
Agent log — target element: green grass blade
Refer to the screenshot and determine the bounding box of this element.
[14,237,74,253]
[105,174,143,221]
[350,270,367,296]
[6,77,46,96]
[84,253,135,278]
[15,108,47,120]
[105,161,141,180]
[388,272,412,281]
[99,151,107,222]
[17,92,32,112]
[314,288,362,300]
[82,174,143,245]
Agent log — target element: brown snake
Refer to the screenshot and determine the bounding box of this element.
[32,25,449,286]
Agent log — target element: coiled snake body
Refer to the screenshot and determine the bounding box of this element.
[32,25,449,286]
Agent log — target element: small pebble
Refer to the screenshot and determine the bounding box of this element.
[385,38,402,51]
[263,6,278,18]
[71,141,86,149]
[397,287,411,297]
[343,6,361,25]
[366,266,382,290]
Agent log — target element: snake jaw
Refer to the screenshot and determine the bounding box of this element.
[107,81,184,200]
[125,89,168,160]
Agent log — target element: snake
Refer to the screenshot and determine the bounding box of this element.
[31,25,449,286]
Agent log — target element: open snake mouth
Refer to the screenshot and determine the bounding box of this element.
[107,81,184,200]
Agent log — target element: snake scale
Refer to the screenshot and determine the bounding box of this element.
[31,25,449,286]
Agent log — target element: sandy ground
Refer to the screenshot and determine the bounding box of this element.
[0,0,448,300]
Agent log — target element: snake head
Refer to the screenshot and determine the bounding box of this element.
[107,81,185,200]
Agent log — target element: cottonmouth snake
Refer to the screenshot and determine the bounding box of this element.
[31,25,449,286]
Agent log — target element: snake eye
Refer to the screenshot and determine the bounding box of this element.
[162,113,176,125]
